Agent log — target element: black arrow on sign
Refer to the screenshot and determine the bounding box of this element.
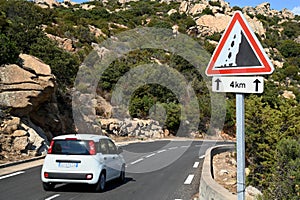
[215,78,221,91]
[253,79,261,92]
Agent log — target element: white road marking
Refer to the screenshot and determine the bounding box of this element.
[193,161,200,168]
[130,158,143,165]
[45,194,60,200]
[199,155,205,159]
[174,199,182,200]
[180,145,189,148]
[168,147,178,150]
[145,153,155,158]
[0,171,25,180]
[184,174,194,185]
[157,149,166,153]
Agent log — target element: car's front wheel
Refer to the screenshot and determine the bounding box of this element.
[94,172,106,192]
[42,182,55,191]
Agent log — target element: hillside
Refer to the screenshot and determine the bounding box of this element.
[0,0,299,198]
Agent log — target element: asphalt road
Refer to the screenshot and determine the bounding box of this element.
[0,140,232,200]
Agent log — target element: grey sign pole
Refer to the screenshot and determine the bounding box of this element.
[236,93,245,200]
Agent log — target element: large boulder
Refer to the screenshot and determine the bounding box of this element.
[0,117,49,161]
[196,13,265,36]
[0,54,55,117]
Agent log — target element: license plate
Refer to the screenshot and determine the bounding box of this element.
[58,162,79,168]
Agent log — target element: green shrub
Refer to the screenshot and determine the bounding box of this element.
[208,1,221,7]
[0,34,20,65]
[264,138,300,199]
[202,7,214,15]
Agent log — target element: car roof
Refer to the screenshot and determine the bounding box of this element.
[52,134,110,142]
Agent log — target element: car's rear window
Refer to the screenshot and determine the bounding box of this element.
[52,140,91,155]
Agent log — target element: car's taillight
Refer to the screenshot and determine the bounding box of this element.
[66,138,77,140]
[47,140,54,154]
[89,140,96,155]
[86,174,93,180]
[44,172,49,178]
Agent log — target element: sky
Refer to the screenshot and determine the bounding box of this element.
[65,0,300,15]
[226,0,300,15]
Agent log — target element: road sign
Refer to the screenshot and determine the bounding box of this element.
[212,76,264,93]
[206,11,274,76]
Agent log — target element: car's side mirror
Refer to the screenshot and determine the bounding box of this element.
[117,147,123,154]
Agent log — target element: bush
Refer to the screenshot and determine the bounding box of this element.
[0,34,19,65]
[202,7,214,15]
[278,40,300,58]
[264,138,300,199]
[209,1,221,7]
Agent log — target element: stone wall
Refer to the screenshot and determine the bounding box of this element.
[100,118,167,139]
[199,145,236,200]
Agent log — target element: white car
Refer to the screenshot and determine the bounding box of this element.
[41,134,125,192]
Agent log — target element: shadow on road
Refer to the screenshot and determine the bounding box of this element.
[53,177,135,193]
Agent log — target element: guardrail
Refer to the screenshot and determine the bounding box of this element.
[199,145,236,200]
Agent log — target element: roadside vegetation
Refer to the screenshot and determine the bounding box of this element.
[0,0,299,198]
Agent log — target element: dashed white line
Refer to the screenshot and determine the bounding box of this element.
[157,149,166,153]
[180,145,189,148]
[199,155,205,159]
[130,158,144,165]
[0,171,25,180]
[45,194,60,200]
[145,153,156,158]
[184,174,195,185]
[193,161,200,168]
[168,146,178,150]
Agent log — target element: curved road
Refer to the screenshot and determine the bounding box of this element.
[0,140,233,200]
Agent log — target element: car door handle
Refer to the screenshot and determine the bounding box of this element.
[104,157,107,160]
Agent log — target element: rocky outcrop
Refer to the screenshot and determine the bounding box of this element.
[0,116,49,161]
[282,90,296,99]
[195,12,265,37]
[0,54,55,117]
[89,25,107,38]
[245,186,263,200]
[46,33,76,52]
[34,0,59,8]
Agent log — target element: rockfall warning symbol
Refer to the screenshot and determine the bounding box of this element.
[206,11,274,76]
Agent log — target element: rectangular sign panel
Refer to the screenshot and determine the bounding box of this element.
[212,76,264,93]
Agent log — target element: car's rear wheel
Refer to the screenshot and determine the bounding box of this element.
[94,172,106,192]
[119,165,125,183]
[42,182,55,191]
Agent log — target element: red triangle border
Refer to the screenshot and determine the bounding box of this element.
[206,11,274,76]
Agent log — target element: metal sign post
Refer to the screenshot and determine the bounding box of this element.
[236,93,245,200]
[205,11,274,200]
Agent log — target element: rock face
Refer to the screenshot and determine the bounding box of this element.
[34,0,59,8]
[0,116,49,161]
[46,33,76,52]
[0,54,55,117]
[282,90,296,99]
[195,12,265,37]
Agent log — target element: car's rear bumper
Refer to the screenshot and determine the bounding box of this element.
[42,171,100,184]
[46,172,93,180]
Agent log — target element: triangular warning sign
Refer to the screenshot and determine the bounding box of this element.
[206,11,274,76]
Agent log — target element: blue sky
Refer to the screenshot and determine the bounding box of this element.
[226,0,300,15]
[65,0,300,15]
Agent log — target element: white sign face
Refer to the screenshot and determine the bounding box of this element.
[212,76,264,93]
[206,11,274,76]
